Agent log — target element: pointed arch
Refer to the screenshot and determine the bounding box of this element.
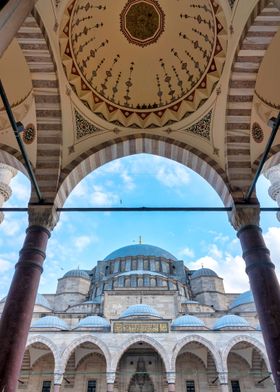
[16,8,62,203]
[60,335,111,372]
[26,335,59,367]
[225,1,280,197]
[222,335,270,372]
[171,334,222,373]
[111,334,170,373]
[56,135,232,208]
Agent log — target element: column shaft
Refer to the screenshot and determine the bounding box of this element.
[238,225,280,389]
[168,383,176,391]
[53,385,61,392]
[107,383,114,392]
[0,225,50,392]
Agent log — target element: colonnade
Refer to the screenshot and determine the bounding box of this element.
[0,160,280,390]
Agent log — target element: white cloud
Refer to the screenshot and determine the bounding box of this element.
[121,171,135,191]
[178,247,195,258]
[155,164,190,188]
[0,218,22,236]
[71,181,89,198]
[90,185,119,206]
[0,258,13,273]
[9,174,30,203]
[74,235,94,251]
[208,244,223,259]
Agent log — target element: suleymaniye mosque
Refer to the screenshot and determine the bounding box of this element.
[0,243,275,391]
[1,0,280,391]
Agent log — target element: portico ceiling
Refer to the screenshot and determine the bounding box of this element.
[0,0,280,205]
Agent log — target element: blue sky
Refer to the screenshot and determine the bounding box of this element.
[0,154,279,298]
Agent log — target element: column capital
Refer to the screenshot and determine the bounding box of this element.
[0,163,17,178]
[54,371,64,385]
[0,182,12,202]
[106,371,116,384]
[263,163,280,182]
[166,371,176,384]
[228,204,260,231]
[28,204,60,231]
[218,371,228,385]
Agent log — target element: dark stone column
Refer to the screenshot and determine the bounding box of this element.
[0,225,50,392]
[237,224,280,389]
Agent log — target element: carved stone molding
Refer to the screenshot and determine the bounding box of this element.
[264,164,280,222]
[0,183,12,202]
[228,204,260,231]
[28,205,60,232]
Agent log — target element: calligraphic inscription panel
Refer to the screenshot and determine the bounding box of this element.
[113,322,169,333]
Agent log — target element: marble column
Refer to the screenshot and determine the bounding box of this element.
[264,163,280,221]
[230,205,280,391]
[166,372,176,392]
[0,163,17,223]
[218,371,229,392]
[0,206,58,392]
[220,384,229,392]
[53,371,63,392]
[106,372,116,392]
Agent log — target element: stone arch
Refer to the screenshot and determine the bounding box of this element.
[56,135,232,208]
[76,352,106,370]
[15,8,62,203]
[60,335,111,372]
[26,335,59,368]
[111,334,170,373]
[0,146,27,175]
[225,0,280,197]
[171,334,222,373]
[221,335,270,372]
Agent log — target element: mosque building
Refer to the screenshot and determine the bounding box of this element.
[0,243,274,391]
[1,0,280,391]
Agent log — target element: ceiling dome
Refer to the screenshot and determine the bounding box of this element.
[191,267,218,279]
[120,304,162,318]
[31,316,69,330]
[229,290,255,310]
[171,315,206,329]
[104,244,177,260]
[76,315,110,329]
[213,315,250,330]
[63,269,90,279]
[59,0,227,128]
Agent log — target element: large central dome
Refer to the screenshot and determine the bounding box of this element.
[59,0,227,128]
[104,244,177,261]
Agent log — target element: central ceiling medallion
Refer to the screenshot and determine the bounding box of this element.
[120,0,165,47]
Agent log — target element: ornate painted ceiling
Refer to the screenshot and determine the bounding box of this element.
[60,0,227,128]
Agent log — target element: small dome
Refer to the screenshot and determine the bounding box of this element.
[63,269,90,279]
[229,290,255,309]
[120,304,162,319]
[76,316,110,329]
[191,268,218,279]
[104,244,177,261]
[31,316,69,330]
[213,315,250,330]
[171,315,206,329]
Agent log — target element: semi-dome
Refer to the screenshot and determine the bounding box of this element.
[171,315,206,329]
[35,293,52,309]
[191,268,218,279]
[76,316,110,329]
[1,293,51,309]
[104,244,177,261]
[31,316,69,330]
[120,304,162,319]
[213,315,250,330]
[229,290,255,309]
[63,269,90,279]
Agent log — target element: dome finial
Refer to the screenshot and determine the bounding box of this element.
[139,235,142,244]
